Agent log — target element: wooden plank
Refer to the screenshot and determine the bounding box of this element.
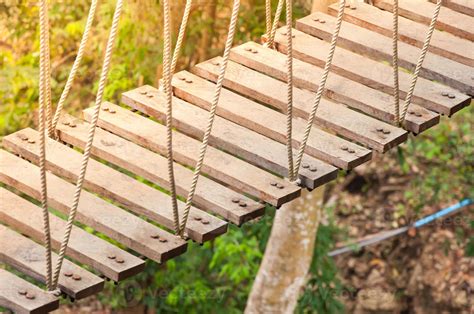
[0,225,104,300]
[296,12,474,95]
[124,87,371,170]
[229,42,441,133]
[0,150,188,263]
[86,103,337,192]
[431,0,474,17]
[329,2,474,67]
[373,0,474,40]
[0,188,145,282]
[85,105,304,206]
[4,129,228,243]
[52,120,264,226]
[178,67,407,152]
[271,30,471,116]
[0,269,59,314]
[122,86,371,168]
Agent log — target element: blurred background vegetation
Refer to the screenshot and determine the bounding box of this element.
[0,0,472,313]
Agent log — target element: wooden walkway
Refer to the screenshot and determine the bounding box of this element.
[1,1,472,312]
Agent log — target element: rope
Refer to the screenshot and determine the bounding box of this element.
[51,0,99,134]
[162,0,181,233]
[392,0,400,124]
[265,0,272,38]
[292,0,346,178]
[399,0,442,123]
[264,0,285,48]
[285,0,295,182]
[178,0,241,236]
[38,0,53,290]
[42,4,53,137]
[170,0,193,76]
[51,0,123,289]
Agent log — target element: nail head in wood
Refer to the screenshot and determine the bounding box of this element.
[159,238,168,243]
[25,293,36,300]
[194,216,202,221]
[382,129,391,134]
[309,165,318,172]
[64,271,73,277]
[302,163,309,169]
[341,145,348,151]
[238,201,247,207]
[151,234,160,239]
[27,139,36,144]
[107,253,116,260]
[231,197,240,203]
[185,79,193,83]
[270,182,278,186]
[448,94,456,99]
[201,220,210,225]
[115,257,125,264]
[18,289,27,295]
[72,274,82,281]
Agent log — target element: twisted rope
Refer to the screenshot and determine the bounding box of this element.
[170,0,193,76]
[43,5,53,137]
[162,0,181,233]
[392,0,400,124]
[285,0,295,182]
[51,0,99,134]
[51,0,123,289]
[399,0,442,123]
[38,0,53,290]
[265,0,272,38]
[178,0,241,235]
[292,0,346,177]
[264,0,285,48]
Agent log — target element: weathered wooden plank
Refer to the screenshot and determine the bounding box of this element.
[4,129,228,243]
[0,269,59,314]
[86,103,336,192]
[122,86,371,172]
[52,119,264,226]
[0,188,145,282]
[58,122,264,226]
[431,0,474,17]
[0,225,104,300]
[329,2,474,67]
[229,42,440,134]
[296,12,473,95]
[0,150,188,263]
[192,60,410,150]
[373,0,474,40]
[80,110,300,209]
[271,30,471,116]
[124,87,370,170]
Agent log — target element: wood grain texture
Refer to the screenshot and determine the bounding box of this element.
[0,187,145,282]
[84,103,337,191]
[192,59,409,151]
[296,12,474,95]
[229,42,441,133]
[432,0,474,17]
[0,149,188,263]
[53,117,263,226]
[161,74,371,169]
[271,30,471,116]
[85,103,303,206]
[0,225,104,300]
[373,0,474,40]
[0,269,59,314]
[330,2,474,66]
[4,129,228,243]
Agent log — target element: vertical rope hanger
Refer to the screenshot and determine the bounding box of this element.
[291,0,346,178]
[162,0,181,233]
[38,0,53,291]
[177,0,241,235]
[51,0,99,134]
[398,0,443,123]
[50,0,124,289]
[392,0,400,124]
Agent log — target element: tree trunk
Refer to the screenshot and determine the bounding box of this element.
[245,186,325,314]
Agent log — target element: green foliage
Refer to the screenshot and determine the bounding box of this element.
[98,207,276,313]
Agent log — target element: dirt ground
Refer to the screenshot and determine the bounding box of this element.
[329,153,473,313]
